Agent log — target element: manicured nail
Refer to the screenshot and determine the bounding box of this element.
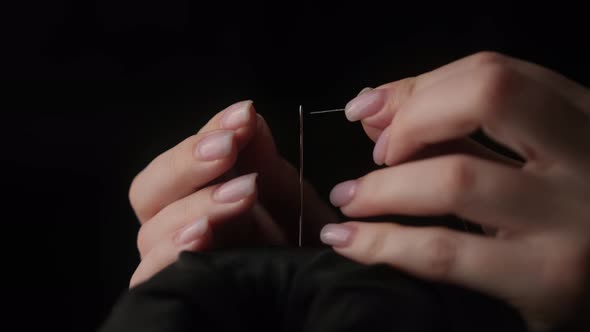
[357,87,373,96]
[329,180,358,207]
[221,100,253,129]
[175,217,209,245]
[213,173,258,203]
[373,126,391,165]
[345,88,386,122]
[195,131,234,161]
[320,223,356,247]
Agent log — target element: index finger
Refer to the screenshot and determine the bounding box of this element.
[380,65,588,167]
[358,52,590,141]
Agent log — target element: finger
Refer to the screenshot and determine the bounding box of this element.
[352,52,590,140]
[372,132,522,167]
[321,222,540,308]
[129,225,212,288]
[354,53,514,137]
[137,173,259,257]
[236,114,339,245]
[406,138,522,166]
[379,64,588,167]
[367,108,523,166]
[497,55,590,113]
[129,100,258,223]
[361,77,524,167]
[331,155,561,230]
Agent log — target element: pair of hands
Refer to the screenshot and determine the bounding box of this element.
[128,52,590,331]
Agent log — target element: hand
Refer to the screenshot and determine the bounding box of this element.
[128,101,337,287]
[320,52,590,331]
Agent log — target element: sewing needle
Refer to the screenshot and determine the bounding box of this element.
[298,107,344,246]
[308,108,345,115]
[299,105,303,247]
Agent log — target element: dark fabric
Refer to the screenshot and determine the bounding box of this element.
[100,248,526,332]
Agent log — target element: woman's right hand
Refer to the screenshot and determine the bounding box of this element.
[128,100,337,288]
[322,52,590,331]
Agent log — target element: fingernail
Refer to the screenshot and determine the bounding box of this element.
[329,180,358,207]
[373,126,391,165]
[175,217,209,245]
[357,87,373,96]
[213,173,258,203]
[320,223,356,247]
[221,100,253,129]
[195,131,234,161]
[345,88,386,122]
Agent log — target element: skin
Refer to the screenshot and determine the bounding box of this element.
[128,100,337,287]
[325,52,590,331]
[128,52,590,331]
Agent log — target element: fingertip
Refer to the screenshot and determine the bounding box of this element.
[212,172,259,203]
[129,272,142,289]
[218,100,258,151]
[130,235,210,289]
[174,217,209,246]
[345,88,387,122]
[180,238,208,253]
[320,222,358,248]
[221,100,254,130]
[373,126,391,165]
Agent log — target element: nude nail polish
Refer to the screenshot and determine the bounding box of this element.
[320,223,356,247]
[195,131,234,161]
[221,100,253,129]
[329,180,358,207]
[213,173,258,203]
[175,217,209,245]
[345,88,386,122]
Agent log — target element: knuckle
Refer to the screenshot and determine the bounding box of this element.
[389,77,418,109]
[442,156,477,209]
[421,229,457,279]
[472,63,520,117]
[471,60,522,120]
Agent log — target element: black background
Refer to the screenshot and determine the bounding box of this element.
[2,2,589,331]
